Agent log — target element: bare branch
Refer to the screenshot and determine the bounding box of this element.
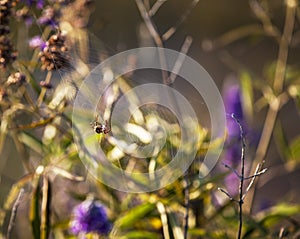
[135,0,168,83]
[7,189,24,239]
[167,36,193,84]
[143,0,151,11]
[218,187,238,203]
[51,166,85,181]
[162,0,199,41]
[242,165,267,200]
[242,164,259,201]
[249,0,280,39]
[244,168,267,180]
[230,114,246,239]
[135,0,163,47]
[222,162,240,179]
[149,0,167,16]
[183,173,190,239]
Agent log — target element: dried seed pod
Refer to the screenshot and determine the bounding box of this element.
[7,72,26,86]
[0,36,17,69]
[0,0,12,26]
[38,31,71,71]
[0,0,17,68]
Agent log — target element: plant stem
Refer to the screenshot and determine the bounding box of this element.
[37,71,52,107]
[135,2,197,237]
[238,133,245,239]
[244,0,296,213]
[184,173,190,239]
[6,189,24,239]
[135,0,168,84]
[231,115,246,239]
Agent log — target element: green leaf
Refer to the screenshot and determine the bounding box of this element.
[18,131,44,155]
[119,231,160,239]
[260,203,300,228]
[4,173,34,210]
[289,135,300,161]
[188,228,206,236]
[115,202,156,229]
[189,228,230,239]
[239,70,254,122]
[30,176,42,239]
[243,215,268,238]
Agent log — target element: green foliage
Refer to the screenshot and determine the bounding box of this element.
[1,0,300,238]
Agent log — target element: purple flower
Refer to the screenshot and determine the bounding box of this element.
[36,0,44,9]
[37,7,57,27]
[70,199,111,236]
[220,83,246,195]
[224,172,239,196]
[222,83,247,166]
[29,36,46,49]
[223,142,242,166]
[25,16,33,26]
[223,84,244,137]
[21,0,44,8]
[258,199,273,211]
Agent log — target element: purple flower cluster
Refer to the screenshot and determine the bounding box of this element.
[29,36,46,50]
[222,83,246,195]
[21,0,44,9]
[223,83,246,166]
[19,0,58,27]
[70,199,111,236]
[37,6,58,27]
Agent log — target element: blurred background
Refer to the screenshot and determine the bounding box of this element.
[82,0,300,211]
[1,0,300,238]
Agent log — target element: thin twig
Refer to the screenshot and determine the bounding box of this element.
[37,71,52,107]
[222,162,240,179]
[249,0,281,39]
[143,0,151,11]
[230,114,246,239]
[243,168,267,180]
[156,201,170,239]
[6,189,24,239]
[220,114,267,238]
[273,0,296,93]
[279,227,286,239]
[149,0,167,16]
[207,24,271,50]
[41,176,50,239]
[167,36,193,85]
[162,0,199,41]
[242,164,261,201]
[183,173,190,239]
[10,115,56,130]
[218,187,238,202]
[135,0,168,83]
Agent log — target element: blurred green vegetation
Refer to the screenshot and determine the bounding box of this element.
[1,0,300,238]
